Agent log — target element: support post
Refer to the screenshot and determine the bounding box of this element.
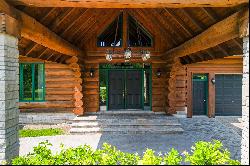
[239,9,249,165]
[0,14,19,163]
[241,28,249,165]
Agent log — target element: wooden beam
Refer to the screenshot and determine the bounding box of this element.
[23,8,56,56]
[135,9,179,46]
[35,8,77,59]
[201,7,243,50]
[182,8,229,56]
[163,8,214,59]
[150,9,185,43]
[0,0,83,57]
[6,0,248,8]
[162,9,248,60]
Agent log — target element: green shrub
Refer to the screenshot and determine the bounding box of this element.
[139,149,162,165]
[184,140,240,165]
[163,148,183,165]
[12,140,240,165]
[100,87,106,103]
[98,143,139,165]
[19,128,64,137]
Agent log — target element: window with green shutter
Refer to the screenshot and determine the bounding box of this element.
[19,63,45,102]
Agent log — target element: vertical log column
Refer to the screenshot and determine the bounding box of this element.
[240,12,249,164]
[165,57,182,114]
[66,56,84,115]
[0,16,19,162]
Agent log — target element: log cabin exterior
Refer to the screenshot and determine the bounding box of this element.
[12,6,246,117]
[0,0,249,163]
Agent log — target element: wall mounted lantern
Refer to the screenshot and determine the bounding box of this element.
[156,68,162,78]
[90,68,95,77]
[211,78,215,85]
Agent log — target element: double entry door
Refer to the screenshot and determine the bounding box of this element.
[108,70,143,110]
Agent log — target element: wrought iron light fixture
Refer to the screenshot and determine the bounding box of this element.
[124,47,132,62]
[156,68,162,78]
[105,50,113,61]
[89,68,95,77]
[141,50,151,61]
[105,14,150,62]
[211,78,215,85]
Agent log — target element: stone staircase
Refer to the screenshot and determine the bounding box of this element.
[69,113,184,134]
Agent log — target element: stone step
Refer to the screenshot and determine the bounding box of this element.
[70,126,184,134]
[71,121,181,128]
[71,119,179,124]
[72,115,174,121]
[70,114,184,134]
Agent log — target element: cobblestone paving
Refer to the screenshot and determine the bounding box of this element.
[178,116,242,160]
[19,116,242,161]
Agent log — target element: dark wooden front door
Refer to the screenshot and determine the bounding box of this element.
[192,74,208,115]
[108,70,142,110]
[109,70,125,109]
[126,70,142,109]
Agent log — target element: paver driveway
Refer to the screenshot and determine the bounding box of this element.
[20,116,242,160]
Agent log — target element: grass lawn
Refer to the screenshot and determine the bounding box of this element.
[19,128,64,137]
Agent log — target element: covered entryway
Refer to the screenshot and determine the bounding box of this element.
[215,74,242,116]
[192,74,208,115]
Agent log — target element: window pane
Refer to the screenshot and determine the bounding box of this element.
[22,64,32,101]
[144,70,150,106]
[97,13,123,47]
[128,15,152,47]
[34,64,44,101]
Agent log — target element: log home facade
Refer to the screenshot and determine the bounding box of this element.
[0,0,249,163]
[13,7,247,117]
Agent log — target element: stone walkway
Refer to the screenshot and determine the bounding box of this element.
[19,116,242,160]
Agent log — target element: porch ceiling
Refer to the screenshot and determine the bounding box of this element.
[15,6,244,63]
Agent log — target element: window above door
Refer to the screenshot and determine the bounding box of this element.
[97,12,153,48]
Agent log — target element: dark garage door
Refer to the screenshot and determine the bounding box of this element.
[215,74,242,116]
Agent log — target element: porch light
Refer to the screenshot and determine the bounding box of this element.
[124,47,132,62]
[89,68,95,77]
[211,78,215,85]
[156,68,161,78]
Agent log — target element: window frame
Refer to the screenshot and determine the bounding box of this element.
[19,63,46,102]
[97,13,123,48]
[127,15,153,48]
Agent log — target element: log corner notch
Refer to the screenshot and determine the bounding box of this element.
[65,56,84,115]
[0,0,84,58]
[164,58,183,114]
[4,0,249,8]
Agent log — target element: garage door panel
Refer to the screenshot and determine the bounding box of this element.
[215,74,242,116]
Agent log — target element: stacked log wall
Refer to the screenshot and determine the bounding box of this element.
[19,56,83,114]
[82,62,99,112]
[152,63,167,112]
[175,65,187,112]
